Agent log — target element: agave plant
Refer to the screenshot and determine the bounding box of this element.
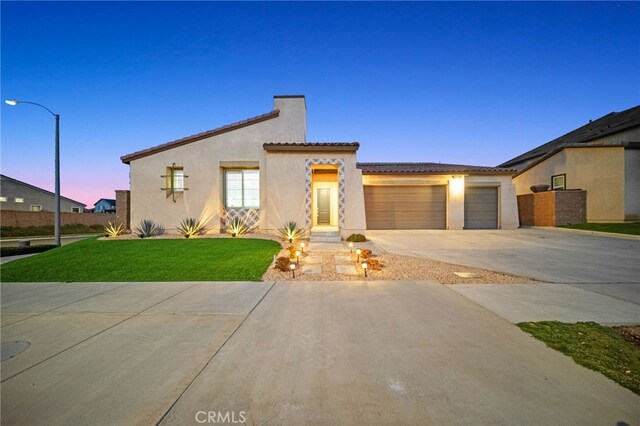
[104,221,125,238]
[177,217,207,238]
[227,217,248,237]
[277,221,306,243]
[134,219,159,238]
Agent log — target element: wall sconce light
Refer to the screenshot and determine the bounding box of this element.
[295,250,301,264]
[356,248,362,262]
[361,261,368,277]
[289,263,296,278]
[349,242,353,253]
[450,176,464,194]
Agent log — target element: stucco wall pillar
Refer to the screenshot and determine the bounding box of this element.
[448,176,464,229]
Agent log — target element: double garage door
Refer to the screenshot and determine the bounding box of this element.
[364,185,498,230]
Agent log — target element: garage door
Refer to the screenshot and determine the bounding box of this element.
[364,185,446,229]
[464,187,498,229]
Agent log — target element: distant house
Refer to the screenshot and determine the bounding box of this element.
[0,174,86,213]
[499,105,640,222]
[93,198,116,213]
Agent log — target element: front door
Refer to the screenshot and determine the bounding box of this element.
[317,188,331,225]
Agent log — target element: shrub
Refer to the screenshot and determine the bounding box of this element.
[359,248,373,259]
[177,218,207,238]
[278,221,306,243]
[287,245,300,259]
[1,244,58,258]
[227,218,248,237]
[134,219,159,238]
[346,233,367,242]
[275,256,291,272]
[104,221,125,238]
[366,258,383,271]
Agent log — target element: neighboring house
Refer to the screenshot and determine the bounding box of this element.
[94,198,116,213]
[0,174,86,213]
[121,95,518,236]
[499,105,640,222]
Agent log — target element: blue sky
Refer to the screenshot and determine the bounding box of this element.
[2,1,639,206]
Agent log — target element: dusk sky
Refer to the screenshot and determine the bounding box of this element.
[2,1,639,207]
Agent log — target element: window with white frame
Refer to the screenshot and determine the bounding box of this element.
[30,204,43,212]
[225,170,259,208]
[0,196,7,202]
[552,174,566,190]
[15,197,24,203]
[72,207,81,213]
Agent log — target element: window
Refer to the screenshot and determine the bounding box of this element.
[225,170,259,208]
[0,196,7,202]
[30,205,43,212]
[162,164,188,202]
[551,174,566,190]
[72,207,81,213]
[14,197,24,203]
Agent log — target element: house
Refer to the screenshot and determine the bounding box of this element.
[0,174,86,213]
[93,198,116,213]
[120,96,519,236]
[499,105,640,222]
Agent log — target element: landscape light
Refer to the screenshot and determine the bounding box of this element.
[362,261,368,277]
[349,242,353,252]
[289,263,296,278]
[300,242,305,253]
[356,248,362,262]
[295,250,301,264]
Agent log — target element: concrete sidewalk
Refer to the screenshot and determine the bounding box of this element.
[1,281,638,425]
[448,283,640,325]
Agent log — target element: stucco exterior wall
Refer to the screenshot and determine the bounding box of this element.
[128,97,306,232]
[263,151,367,236]
[361,174,517,229]
[624,149,640,221]
[513,147,626,222]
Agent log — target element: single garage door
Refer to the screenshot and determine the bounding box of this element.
[364,185,446,229]
[464,186,498,229]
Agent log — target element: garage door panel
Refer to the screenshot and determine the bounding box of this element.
[364,186,446,229]
[464,187,498,229]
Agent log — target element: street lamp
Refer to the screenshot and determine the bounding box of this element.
[5,99,61,246]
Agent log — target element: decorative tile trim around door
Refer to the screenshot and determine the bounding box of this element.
[305,159,345,228]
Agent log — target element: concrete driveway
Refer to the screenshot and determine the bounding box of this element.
[1,281,638,425]
[366,228,640,283]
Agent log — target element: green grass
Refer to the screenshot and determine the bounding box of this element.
[559,222,640,236]
[0,237,281,282]
[518,321,640,395]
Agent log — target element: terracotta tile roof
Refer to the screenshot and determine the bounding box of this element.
[121,109,280,163]
[263,142,359,152]
[357,162,516,175]
[499,104,640,170]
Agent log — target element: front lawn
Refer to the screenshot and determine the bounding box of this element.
[0,237,281,282]
[559,222,640,236]
[518,321,640,395]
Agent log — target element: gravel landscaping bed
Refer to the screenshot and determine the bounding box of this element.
[99,232,284,244]
[263,242,541,284]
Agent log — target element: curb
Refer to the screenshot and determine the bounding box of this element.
[531,226,640,241]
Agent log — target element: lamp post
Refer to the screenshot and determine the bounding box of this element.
[5,100,61,246]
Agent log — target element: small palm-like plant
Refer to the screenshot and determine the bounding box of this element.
[278,221,306,243]
[177,217,207,238]
[227,218,248,237]
[134,219,159,238]
[104,221,125,238]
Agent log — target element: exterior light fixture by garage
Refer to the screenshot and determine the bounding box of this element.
[349,242,353,252]
[362,261,368,277]
[295,250,301,264]
[356,248,362,263]
[450,175,464,195]
[289,263,296,278]
[5,99,61,246]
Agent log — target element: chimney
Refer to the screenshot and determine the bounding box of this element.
[273,95,306,142]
